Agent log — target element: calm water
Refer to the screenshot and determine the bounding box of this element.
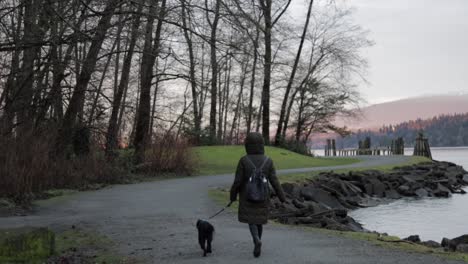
[349,147,468,241]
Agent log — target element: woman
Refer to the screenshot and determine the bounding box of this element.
[230,132,286,258]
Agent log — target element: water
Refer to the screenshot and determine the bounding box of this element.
[349,147,468,241]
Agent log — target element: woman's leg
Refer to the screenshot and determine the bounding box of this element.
[248,224,260,243]
[248,224,262,257]
[257,224,263,240]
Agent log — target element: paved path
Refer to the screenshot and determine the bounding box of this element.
[0,156,462,263]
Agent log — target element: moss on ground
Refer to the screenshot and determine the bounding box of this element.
[193,146,359,175]
[0,227,55,263]
[53,227,139,263]
[0,227,136,264]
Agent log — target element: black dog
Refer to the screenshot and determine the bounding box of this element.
[196,219,214,257]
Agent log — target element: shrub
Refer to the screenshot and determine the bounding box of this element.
[137,134,195,175]
[280,137,314,156]
[0,131,122,204]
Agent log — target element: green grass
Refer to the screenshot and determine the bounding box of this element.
[193,146,359,175]
[55,228,138,263]
[279,155,432,183]
[208,188,238,210]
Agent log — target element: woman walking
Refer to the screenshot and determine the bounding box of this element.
[230,132,286,258]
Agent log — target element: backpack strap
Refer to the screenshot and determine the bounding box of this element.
[245,156,257,170]
[259,156,269,170]
[245,156,269,170]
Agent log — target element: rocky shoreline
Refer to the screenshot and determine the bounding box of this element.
[270,160,468,253]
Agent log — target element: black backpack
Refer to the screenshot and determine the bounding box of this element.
[245,156,269,203]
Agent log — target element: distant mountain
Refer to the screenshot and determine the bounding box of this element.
[338,94,468,130]
[338,113,468,148]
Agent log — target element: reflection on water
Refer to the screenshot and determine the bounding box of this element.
[348,147,468,241]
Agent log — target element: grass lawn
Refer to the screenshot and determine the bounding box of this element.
[193,146,359,175]
[279,155,432,183]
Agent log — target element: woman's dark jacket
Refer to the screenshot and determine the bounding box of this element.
[230,133,286,224]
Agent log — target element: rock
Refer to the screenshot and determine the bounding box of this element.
[422,240,441,248]
[384,189,401,199]
[367,178,386,197]
[448,235,468,251]
[402,175,416,183]
[363,183,373,195]
[433,183,452,198]
[404,235,421,243]
[282,183,300,197]
[397,185,413,196]
[300,186,345,209]
[0,227,55,262]
[456,244,468,253]
[441,237,451,248]
[414,188,429,198]
[292,199,306,209]
[462,174,468,184]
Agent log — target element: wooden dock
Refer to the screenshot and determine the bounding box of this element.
[336,147,395,156]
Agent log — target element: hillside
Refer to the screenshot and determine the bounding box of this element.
[337,94,468,130]
[338,113,468,148]
[192,146,358,175]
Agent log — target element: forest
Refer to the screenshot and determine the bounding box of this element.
[0,0,371,201]
[337,113,468,148]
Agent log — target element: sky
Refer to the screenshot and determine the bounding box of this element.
[290,0,468,104]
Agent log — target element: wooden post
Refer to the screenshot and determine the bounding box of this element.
[413,132,432,159]
[325,139,331,157]
[332,139,336,157]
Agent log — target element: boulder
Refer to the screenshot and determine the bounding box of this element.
[292,199,306,209]
[397,185,413,196]
[433,183,452,198]
[367,178,386,197]
[456,244,468,253]
[422,240,441,248]
[300,186,345,209]
[448,235,468,251]
[384,189,401,199]
[0,227,55,262]
[441,237,451,248]
[404,235,421,243]
[462,174,468,184]
[402,175,416,183]
[282,183,300,197]
[363,183,373,196]
[414,188,429,198]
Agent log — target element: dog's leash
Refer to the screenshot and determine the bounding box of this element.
[208,201,233,219]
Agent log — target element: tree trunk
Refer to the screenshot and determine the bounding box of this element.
[87,32,121,126]
[134,0,166,163]
[0,6,22,135]
[229,56,249,142]
[16,0,38,135]
[260,0,272,144]
[275,0,314,145]
[181,0,201,142]
[246,29,260,134]
[106,0,144,157]
[55,0,120,156]
[222,55,232,142]
[208,0,220,144]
